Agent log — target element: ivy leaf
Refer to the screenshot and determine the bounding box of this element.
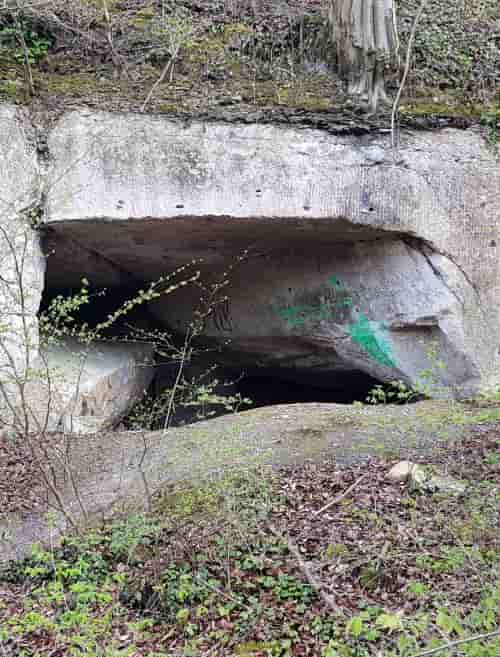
[436,610,464,636]
[375,612,404,633]
[346,615,364,637]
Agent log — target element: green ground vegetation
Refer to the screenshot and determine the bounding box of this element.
[1,423,499,656]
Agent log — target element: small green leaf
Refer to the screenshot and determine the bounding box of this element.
[176,608,190,625]
[346,615,364,637]
[375,612,404,633]
[436,610,464,636]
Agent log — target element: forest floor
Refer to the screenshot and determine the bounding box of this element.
[1,0,498,135]
[0,412,499,656]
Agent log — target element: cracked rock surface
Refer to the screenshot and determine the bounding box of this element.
[1,106,499,412]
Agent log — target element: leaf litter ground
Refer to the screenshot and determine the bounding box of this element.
[0,423,499,656]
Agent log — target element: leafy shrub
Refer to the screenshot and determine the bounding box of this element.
[0,17,52,64]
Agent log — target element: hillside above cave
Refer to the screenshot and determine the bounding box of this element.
[0,0,498,133]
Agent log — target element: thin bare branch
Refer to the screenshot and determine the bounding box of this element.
[391,0,429,149]
[409,629,500,657]
[267,522,342,614]
[101,0,130,79]
[313,473,368,517]
[141,57,174,113]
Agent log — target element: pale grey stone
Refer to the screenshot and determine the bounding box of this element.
[0,106,45,429]
[423,475,467,495]
[387,461,426,483]
[27,339,155,434]
[42,113,499,397]
[387,461,466,494]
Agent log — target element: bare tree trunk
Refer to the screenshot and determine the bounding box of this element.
[329,0,398,112]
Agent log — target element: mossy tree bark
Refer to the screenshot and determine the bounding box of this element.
[329,0,399,112]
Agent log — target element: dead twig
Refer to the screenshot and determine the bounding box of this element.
[141,11,194,112]
[313,472,368,518]
[391,0,429,150]
[141,57,174,113]
[409,629,500,657]
[194,573,253,612]
[267,522,341,615]
[101,0,130,80]
[10,1,35,98]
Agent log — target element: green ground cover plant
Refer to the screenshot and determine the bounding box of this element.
[1,423,498,656]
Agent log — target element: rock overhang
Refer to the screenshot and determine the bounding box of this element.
[41,215,400,288]
[36,110,500,396]
[2,105,499,408]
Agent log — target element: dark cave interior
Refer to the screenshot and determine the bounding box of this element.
[40,281,385,428]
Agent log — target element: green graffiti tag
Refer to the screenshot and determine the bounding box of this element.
[348,314,395,368]
[274,276,396,368]
[274,297,353,328]
[273,276,397,367]
[274,276,353,328]
[328,276,344,288]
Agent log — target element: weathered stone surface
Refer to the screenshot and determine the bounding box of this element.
[148,238,481,396]
[27,339,155,434]
[42,112,499,396]
[0,399,484,561]
[0,106,45,430]
[424,475,466,495]
[387,460,466,494]
[387,461,426,484]
[0,105,498,407]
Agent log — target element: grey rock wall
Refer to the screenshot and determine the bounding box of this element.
[43,111,499,396]
[146,238,481,396]
[25,339,155,435]
[1,105,499,417]
[0,106,45,430]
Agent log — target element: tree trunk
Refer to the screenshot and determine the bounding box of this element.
[329,0,398,112]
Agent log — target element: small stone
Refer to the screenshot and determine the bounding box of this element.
[424,475,466,495]
[387,461,426,484]
[217,95,242,106]
[388,462,466,494]
[362,145,386,164]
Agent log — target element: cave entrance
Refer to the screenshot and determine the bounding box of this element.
[38,279,386,424]
[141,366,384,429]
[39,283,152,338]
[39,220,422,432]
[38,272,391,432]
[235,372,382,408]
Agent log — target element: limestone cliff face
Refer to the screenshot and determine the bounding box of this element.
[1,105,499,412]
[0,105,45,428]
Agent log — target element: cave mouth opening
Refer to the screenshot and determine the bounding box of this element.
[39,222,416,425]
[234,373,382,408]
[138,367,385,429]
[38,280,388,430]
[38,283,152,337]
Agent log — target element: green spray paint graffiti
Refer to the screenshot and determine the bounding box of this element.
[274,276,396,369]
[328,276,344,288]
[274,297,353,328]
[348,314,396,368]
[274,277,353,328]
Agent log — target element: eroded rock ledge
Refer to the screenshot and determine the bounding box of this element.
[0,400,491,562]
[1,105,499,429]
